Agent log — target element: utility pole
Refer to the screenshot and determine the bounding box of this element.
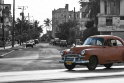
[2,6,5,49]
[12,0,15,47]
[28,13,30,39]
[74,7,76,44]
[74,7,76,21]
[18,6,27,45]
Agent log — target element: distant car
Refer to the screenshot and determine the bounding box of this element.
[59,35,124,70]
[53,38,60,45]
[49,39,54,45]
[34,39,39,44]
[60,40,67,47]
[26,40,34,48]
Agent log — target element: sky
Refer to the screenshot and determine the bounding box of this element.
[4,0,81,33]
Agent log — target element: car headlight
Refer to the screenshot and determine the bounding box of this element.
[81,50,86,55]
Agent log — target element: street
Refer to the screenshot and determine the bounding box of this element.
[1,66,124,83]
[0,43,124,83]
[0,43,65,71]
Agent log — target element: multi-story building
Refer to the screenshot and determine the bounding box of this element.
[0,0,4,28]
[52,4,80,38]
[98,0,124,39]
[0,0,12,42]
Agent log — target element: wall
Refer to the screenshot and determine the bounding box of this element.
[100,0,105,14]
[120,0,124,15]
[112,32,124,39]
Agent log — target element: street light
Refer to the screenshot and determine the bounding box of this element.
[18,6,27,45]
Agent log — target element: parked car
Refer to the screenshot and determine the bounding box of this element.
[26,40,35,48]
[34,39,39,44]
[49,39,54,45]
[60,40,67,47]
[53,38,60,45]
[59,35,124,70]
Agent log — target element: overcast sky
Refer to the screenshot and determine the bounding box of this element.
[4,0,81,25]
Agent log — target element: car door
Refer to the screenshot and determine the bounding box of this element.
[115,39,124,62]
[102,39,118,63]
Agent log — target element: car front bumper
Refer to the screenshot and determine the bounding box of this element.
[59,54,89,64]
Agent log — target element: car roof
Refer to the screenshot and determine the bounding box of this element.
[90,35,121,39]
[89,35,124,45]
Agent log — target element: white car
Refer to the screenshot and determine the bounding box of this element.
[26,40,35,48]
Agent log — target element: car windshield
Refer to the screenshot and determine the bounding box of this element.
[83,37,104,46]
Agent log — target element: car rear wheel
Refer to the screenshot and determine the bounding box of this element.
[64,63,75,70]
[104,63,113,69]
[86,56,98,70]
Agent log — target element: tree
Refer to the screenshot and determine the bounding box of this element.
[79,0,100,42]
[44,18,52,31]
[89,0,100,24]
[58,20,78,43]
[82,20,100,42]
[15,18,43,44]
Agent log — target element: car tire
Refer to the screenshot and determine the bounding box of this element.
[64,63,75,70]
[104,63,113,69]
[87,56,98,71]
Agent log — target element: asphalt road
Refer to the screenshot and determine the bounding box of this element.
[1,43,124,83]
[1,66,124,83]
[0,43,66,72]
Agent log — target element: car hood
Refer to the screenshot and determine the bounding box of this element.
[70,45,100,54]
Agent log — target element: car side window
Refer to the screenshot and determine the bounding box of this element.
[116,40,123,46]
[96,40,103,46]
[106,39,117,46]
[111,40,117,46]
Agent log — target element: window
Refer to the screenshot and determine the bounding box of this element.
[106,39,116,46]
[106,17,112,26]
[83,38,104,46]
[106,39,123,46]
[96,40,103,46]
[104,0,120,15]
[116,40,123,46]
[120,16,124,20]
[111,40,117,46]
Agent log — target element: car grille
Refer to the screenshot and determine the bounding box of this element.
[65,57,79,61]
[65,54,80,58]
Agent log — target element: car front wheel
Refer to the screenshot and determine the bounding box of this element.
[64,63,75,70]
[86,56,98,70]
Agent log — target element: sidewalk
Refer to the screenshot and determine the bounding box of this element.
[0,44,20,50]
[0,44,25,56]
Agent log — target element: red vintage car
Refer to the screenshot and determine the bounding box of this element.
[59,35,124,70]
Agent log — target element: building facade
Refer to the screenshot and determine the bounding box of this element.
[0,0,12,42]
[0,0,4,28]
[52,4,80,38]
[98,0,124,39]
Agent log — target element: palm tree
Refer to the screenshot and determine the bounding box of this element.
[44,18,52,32]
